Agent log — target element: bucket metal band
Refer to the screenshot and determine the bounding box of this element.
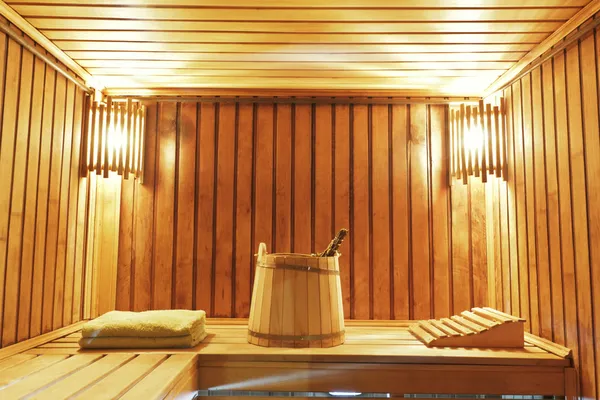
[257,262,339,275]
[247,329,345,342]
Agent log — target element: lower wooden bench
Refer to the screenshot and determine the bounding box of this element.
[0,319,577,399]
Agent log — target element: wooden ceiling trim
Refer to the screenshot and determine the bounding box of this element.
[74,53,526,63]
[485,0,600,95]
[10,6,581,22]
[4,0,591,7]
[62,44,536,55]
[43,32,550,44]
[26,20,565,33]
[82,61,515,70]
[87,69,506,78]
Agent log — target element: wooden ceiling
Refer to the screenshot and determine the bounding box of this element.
[4,0,592,96]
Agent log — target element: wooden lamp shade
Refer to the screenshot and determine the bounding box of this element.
[80,95,146,181]
[450,98,508,185]
[247,243,345,348]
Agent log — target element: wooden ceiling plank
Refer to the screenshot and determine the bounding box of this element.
[4,0,591,7]
[485,0,600,95]
[87,68,506,77]
[80,60,515,70]
[43,31,550,44]
[62,43,535,54]
[11,6,580,22]
[72,51,525,62]
[27,19,564,33]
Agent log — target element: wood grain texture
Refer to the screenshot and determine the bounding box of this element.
[0,28,89,349]
[486,29,600,399]
[115,98,487,322]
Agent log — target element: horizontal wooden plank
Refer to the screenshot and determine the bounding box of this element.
[72,51,526,63]
[27,19,564,33]
[87,75,493,93]
[81,61,515,71]
[0,354,37,372]
[45,31,549,44]
[12,6,580,21]
[4,0,589,7]
[63,43,535,54]
[88,68,505,78]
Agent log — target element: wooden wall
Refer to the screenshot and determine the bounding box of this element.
[487,29,600,399]
[0,23,90,348]
[114,99,490,320]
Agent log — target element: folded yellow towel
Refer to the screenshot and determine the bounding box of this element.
[81,310,206,339]
[79,329,208,349]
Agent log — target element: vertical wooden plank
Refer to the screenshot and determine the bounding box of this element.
[496,180,507,310]
[234,103,253,317]
[17,56,45,341]
[410,104,431,319]
[371,104,390,319]
[153,102,176,310]
[83,173,97,319]
[470,179,487,308]
[293,104,312,254]
[503,86,517,318]
[3,43,31,346]
[521,73,541,336]
[275,103,292,253]
[566,43,596,399]
[512,80,531,326]
[0,38,20,341]
[553,49,580,381]
[116,173,134,310]
[484,180,495,309]
[451,182,469,314]
[253,103,274,304]
[531,67,553,340]
[31,66,55,334]
[133,102,157,312]
[43,73,66,333]
[174,102,197,310]
[333,104,351,318]
[71,90,86,322]
[214,103,235,317]
[430,105,450,318]
[63,85,83,326]
[53,80,75,330]
[540,59,565,346]
[314,104,333,253]
[352,104,370,320]
[586,33,600,395]
[196,102,215,314]
[391,105,409,320]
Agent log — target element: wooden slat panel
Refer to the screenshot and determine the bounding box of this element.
[314,104,333,253]
[334,104,351,317]
[275,103,292,254]
[293,104,312,255]
[234,103,253,317]
[31,354,135,399]
[74,354,168,399]
[174,102,196,309]
[120,354,197,400]
[410,104,431,319]
[352,104,370,319]
[2,38,32,347]
[0,354,103,399]
[214,103,236,316]
[371,104,390,319]
[470,180,487,307]
[391,105,410,320]
[0,355,68,387]
[196,102,216,313]
[0,37,21,344]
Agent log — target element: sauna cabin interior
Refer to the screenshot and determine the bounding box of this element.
[1,0,600,399]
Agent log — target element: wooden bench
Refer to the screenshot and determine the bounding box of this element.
[0,319,577,399]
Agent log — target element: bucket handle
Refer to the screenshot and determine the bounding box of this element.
[256,242,268,264]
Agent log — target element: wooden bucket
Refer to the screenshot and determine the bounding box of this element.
[247,243,345,348]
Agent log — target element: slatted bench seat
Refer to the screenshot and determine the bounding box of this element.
[0,319,576,399]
